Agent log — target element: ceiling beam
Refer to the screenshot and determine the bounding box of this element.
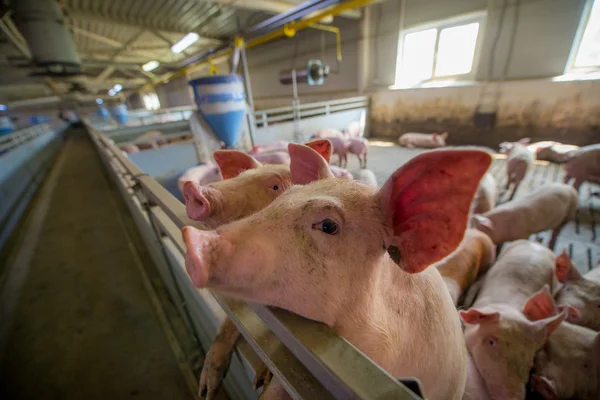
[212,0,361,18]
[70,26,162,61]
[0,17,31,58]
[96,66,116,81]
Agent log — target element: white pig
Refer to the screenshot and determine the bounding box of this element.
[177,162,222,196]
[524,285,600,400]
[473,173,497,214]
[472,183,578,249]
[460,240,567,399]
[350,169,377,187]
[183,146,493,399]
[499,138,535,200]
[398,132,448,149]
[563,144,600,192]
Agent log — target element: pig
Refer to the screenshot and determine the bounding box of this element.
[328,136,349,168]
[344,120,362,138]
[435,229,495,306]
[473,173,497,215]
[398,132,448,149]
[350,169,377,187]
[252,151,290,165]
[183,146,493,399]
[499,138,535,200]
[177,163,222,196]
[329,165,353,180]
[119,144,139,154]
[249,141,289,155]
[311,128,345,140]
[183,140,332,228]
[528,141,579,164]
[472,183,578,249]
[460,240,567,399]
[563,144,600,192]
[135,130,166,149]
[347,137,368,168]
[524,285,600,400]
[554,251,600,331]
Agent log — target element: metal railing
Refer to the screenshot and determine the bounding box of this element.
[84,118,420,400]
[0,121,68,155]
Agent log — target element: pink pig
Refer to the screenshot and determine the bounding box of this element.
[118,144,140,154]
[347,137,368,168]
[327,136,349,168]
[554,251,600,331]
[329,165,353,180]
[183,146,492,399]
[311,128,345,140]
[350,169,377,187]
[183,140,332,228]
[177,162,222,196]
[563,144,600,192]
[252,151,290,165]
[473,173,497,214]
[249,140,289,155]
[499,138,535,200]
[524,285,600,400]
[460,240,567,400]
[344,120,362,138]
[398,132,448,149]
[472,183,578,249]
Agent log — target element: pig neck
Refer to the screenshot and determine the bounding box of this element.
[330,255,466,398]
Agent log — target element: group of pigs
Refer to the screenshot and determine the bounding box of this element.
[118,130,191,154]
[176,135,600,399]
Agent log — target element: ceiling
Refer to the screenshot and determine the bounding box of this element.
[0,0,358,107]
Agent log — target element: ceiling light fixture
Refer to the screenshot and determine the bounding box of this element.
[171,33,199,54]
[142,60,160,71]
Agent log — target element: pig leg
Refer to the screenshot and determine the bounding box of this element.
[199,318,240,400]
[548,221,567,250]
[508,180,520,201]
[253,362,273,391]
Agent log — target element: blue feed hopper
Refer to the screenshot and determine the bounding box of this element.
[189,75,246,149]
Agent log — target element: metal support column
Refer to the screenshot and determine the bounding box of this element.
[240,43,256,147]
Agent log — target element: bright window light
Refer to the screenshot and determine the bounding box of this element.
[574,0,600,68]
[96,98,103,104]
[435,23,480,76]
[142,60,160,71]
[394,13,485,88]
[0,104,7,111]
[397,29,437,87]
[113,83,123,93]
[171,33,199,54]
[108,89,116,96]
[142,93,160,111]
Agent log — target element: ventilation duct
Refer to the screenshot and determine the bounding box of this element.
[10,0,81,76]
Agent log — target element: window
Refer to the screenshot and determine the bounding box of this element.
[567,0,600,71]
[394,12,486,88]
[143,92,160,110]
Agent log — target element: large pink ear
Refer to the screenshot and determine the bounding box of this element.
[440,132,449,140]
[523,285,556,321]
[289,143,335,185]
[532,309,567,335]
[213,150,262,180]
[378,150,492,273]
[459,308,500,325]
[305,139,332,164]
[555,250,580,282]
[519,137,531,144]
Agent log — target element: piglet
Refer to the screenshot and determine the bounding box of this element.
[347,137,368,168]
[329,165,353,180]
[328,136,349,168]
[563,144,600,191]
[119,144,140,154]
[524,285,600,400]
[436,229,495,306]
[460,240,567,399]
[472,183,578,249]
[344,120,362,138]
[311,128,345,140]
[528,141,579,164]
[183,140,332,228]
[177,162,222,196]
[249,140,289,155]
[473,173,497,214]
[252,151,290,165]
[350,169,377,187]
[554,251,600,331]
[398,132,448,149]
[183,146,492,399]
[499,138,535,200]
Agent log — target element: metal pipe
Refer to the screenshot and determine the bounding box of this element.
[246,0,338,35]
[240,44,256,147]
[309,23,342,61]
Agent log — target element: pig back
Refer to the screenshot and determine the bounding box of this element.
[474,240,556,309]
[565,144,600,179]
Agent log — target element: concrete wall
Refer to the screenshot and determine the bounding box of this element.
[366,0,599,146]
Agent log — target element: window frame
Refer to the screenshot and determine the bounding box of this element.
[565,0,599,73]
[394,11,488,88]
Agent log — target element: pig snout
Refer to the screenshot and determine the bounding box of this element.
[182,227,222,288]
[183,181,214,220]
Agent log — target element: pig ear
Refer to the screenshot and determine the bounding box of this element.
[556,305,581,322]
[440,132,448,140]
[555,250,580,282]
[523,285,556,321]
[519,137,531,144]
[459,308,500,325]
[378,150,492,273]
[532,309,567,336]
[305,139,332,164]
[289,143,334,185]
[213,150,262,180]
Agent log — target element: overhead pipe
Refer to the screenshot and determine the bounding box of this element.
[10,0,81,76]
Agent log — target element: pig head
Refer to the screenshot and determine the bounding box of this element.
[183,139,332,228]
[554,251,600,331]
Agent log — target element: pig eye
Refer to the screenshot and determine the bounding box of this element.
[273,185,279,190]
[485,337,497,347]
[313,219,339,235]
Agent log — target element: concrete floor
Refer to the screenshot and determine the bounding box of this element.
[0,129,197,400]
